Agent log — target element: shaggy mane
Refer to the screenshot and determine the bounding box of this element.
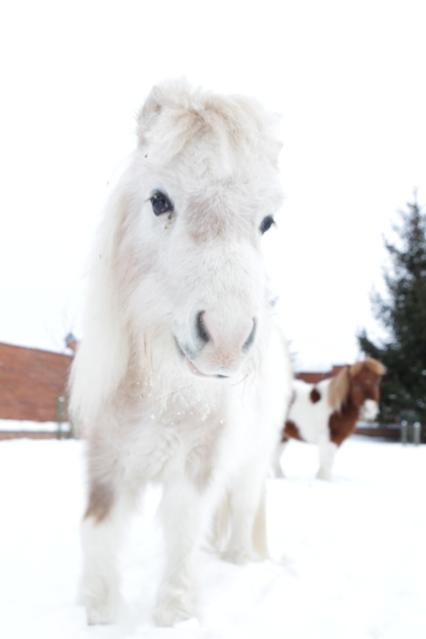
[327,366,350,412]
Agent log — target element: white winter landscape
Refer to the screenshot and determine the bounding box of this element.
[0,435,424,639]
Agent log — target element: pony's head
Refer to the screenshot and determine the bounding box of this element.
[328,358,386,419]
[348,359,386,420]
[120,82,282,378]
[71,81,284,424]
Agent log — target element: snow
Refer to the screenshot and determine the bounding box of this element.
[0,437,424,639]
[0,420,62,432]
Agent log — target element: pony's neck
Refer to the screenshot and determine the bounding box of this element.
[340,396,361,420]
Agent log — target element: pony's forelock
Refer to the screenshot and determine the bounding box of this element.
[350,358,386,378]
[137,80,282,175]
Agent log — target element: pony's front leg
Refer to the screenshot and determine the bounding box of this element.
[80,482,134,625]
[223,464,269,564]
[154,478,211,626]
[317,439,338,480]
[271,438,288,478]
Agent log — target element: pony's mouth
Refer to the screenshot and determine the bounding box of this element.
[174,338,229,380]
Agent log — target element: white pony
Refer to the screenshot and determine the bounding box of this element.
[70,81,292,626]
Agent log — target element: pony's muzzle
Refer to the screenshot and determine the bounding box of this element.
[195,311,257,354]
[177,310,257,378]
[360,399,379,421]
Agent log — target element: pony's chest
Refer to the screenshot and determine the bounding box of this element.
[124,392,227,482]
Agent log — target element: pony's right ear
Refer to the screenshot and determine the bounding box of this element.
[136,80,193,145]
[137,85,164,144]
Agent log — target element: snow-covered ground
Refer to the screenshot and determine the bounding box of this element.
[0,420,62,432]
[0,437,424,639]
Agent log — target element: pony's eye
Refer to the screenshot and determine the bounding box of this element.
[150,191,174,216]
[259,215,275,234]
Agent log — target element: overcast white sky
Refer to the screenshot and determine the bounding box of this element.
[1,0,425,370]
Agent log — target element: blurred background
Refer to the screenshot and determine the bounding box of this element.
[0,4,425,638]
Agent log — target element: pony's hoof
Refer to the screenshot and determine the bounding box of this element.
[316,469,332,480]
[153,590,197,627]
[222,548,259,565]
[82,587,120,625]
[86,602,117,626]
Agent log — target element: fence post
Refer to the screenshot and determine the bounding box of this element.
[413,421,421,446]
[401,420,408,445]
[56,395,66,439]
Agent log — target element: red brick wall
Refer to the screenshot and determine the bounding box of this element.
[0,343,72,421]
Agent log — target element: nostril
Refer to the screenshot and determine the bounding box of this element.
[242,318,257,352]
[195,310,210,345]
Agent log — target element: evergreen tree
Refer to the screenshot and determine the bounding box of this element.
[358,194,426,423]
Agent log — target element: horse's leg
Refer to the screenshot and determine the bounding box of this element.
[154,477,213,626]
[80,479,136,625]
[210,491,230,553]
[271,438,288,478]
[252,486,268,557]
[222,463,269,563]
[316,439,338,480]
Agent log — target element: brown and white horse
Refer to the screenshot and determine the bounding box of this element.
[273,358,386,479]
